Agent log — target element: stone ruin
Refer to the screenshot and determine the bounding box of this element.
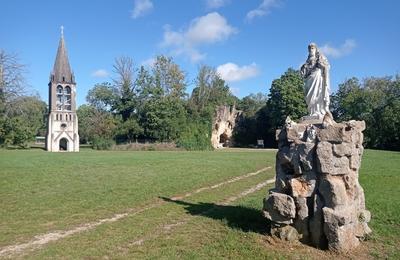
[262,114,372,252]
[211,105,241,149]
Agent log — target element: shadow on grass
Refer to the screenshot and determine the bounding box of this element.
[160,197,269,234]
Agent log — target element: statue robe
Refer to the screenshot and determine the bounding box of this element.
[301,54,330,118]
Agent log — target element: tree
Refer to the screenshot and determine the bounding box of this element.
[152,55,187,99]
[233,93,268,147]
[0,49,27,108]
[86,82,117,111]
[266,68,307,127]
[183,65,238,149]
[0,50,47,147]
[330,77,363,120]
[135,65,159,101]
[140,96,187,141]
[246,68,307,148]
[77,105,117,144]
[237,92,268,117]
[113,56,137,121]
[0,95,46,147]
[1,117,34,147]
[189,65,215,112]
[331,75,400,150]
[115,117,143,143]
[134,56,188,142]
[189,65,237,116]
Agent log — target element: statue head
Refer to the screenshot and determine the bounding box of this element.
[308,42,318,57]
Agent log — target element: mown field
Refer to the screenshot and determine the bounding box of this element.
[0,149,399,259]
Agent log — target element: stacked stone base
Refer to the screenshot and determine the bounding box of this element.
[263,116,371,252]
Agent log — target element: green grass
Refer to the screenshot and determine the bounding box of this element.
[0,148,399,259]
[0,149,275,247]
[359,150,400,259]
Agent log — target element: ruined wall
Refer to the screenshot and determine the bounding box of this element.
[263,115,371,252]
[211,106,241,149]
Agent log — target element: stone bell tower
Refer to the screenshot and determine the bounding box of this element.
[46,27,79,152]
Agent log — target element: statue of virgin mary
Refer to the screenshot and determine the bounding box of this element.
[300,43,330,118]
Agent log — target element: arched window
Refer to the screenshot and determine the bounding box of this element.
[64,86,72,111]
[55,85,72,111]
[56,114,58,120]
[56,86,63,110]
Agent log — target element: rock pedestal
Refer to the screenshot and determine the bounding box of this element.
[263,116,371,252]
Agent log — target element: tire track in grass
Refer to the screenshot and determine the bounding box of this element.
[129,178,276,247]
[170,166,272,201]
[0,166,272,258]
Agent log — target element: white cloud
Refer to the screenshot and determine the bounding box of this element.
[217,62,260,82]
[91,69,109,78]
[319,39,357,58]
[161,12,237,62]
[246,0,280,21]
[206,0,230,9]
[131,0,153,19]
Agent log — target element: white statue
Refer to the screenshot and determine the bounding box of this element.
[300,43,330,118]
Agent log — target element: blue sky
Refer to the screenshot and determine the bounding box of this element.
[1,0,399,106]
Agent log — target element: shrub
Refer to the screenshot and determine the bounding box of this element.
[91,137,114,150]
[177,121,212,151]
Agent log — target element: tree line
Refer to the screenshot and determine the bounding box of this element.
[1,49,399,151]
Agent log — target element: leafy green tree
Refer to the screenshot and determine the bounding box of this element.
[332,75,400,150]
[0,49,32,146]
[86,82,117,111]
[189,65,237,116]
[238,92,268,117]
[267,68,307,127]
[140,96,187,141]
[177,121,212,150]
[330,77,364,120]
[136,65,159,100]
[77,105,117,144]
[0,95,46,147]
[184,65,238,149]
[134,56,189,143]
[112,56,137,121]
[77,105,95,144]
[115,117,143,143]
[246,69,306,148]
[1,116,34,147]
[233,93,268,147]
[152,55,187,99]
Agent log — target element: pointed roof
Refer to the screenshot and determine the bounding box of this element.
[51,29,74,83]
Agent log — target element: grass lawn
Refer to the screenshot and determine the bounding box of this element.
[0,148,399,259]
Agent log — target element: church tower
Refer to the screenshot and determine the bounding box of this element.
[46,28,79,152]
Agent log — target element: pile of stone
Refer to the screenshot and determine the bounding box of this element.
[262,115,371,252]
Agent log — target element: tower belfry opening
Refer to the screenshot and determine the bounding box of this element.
[46,27,79,152]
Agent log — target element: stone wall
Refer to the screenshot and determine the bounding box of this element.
[263,115,371,252]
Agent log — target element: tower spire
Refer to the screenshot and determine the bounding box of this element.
[51,27,73,83]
